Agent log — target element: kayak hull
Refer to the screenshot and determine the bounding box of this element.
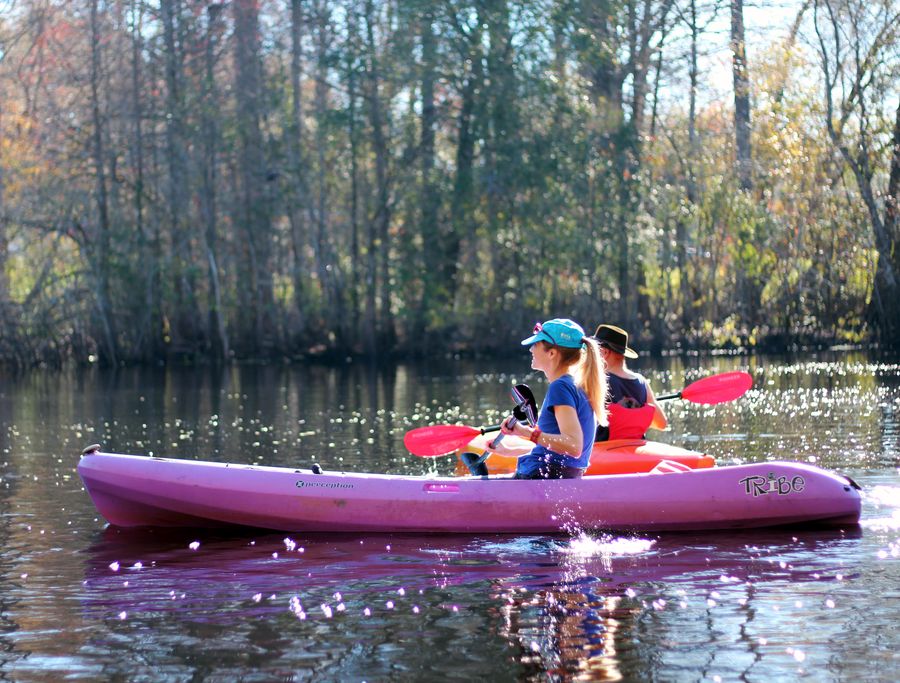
[454,435,715,476]
[77,451,861,534]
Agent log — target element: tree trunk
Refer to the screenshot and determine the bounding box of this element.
[89,0,118,364]
[311,0,346,349]
[0,91,7,307]
[233,0,275,354]
[416,9,442,345]
[363,0,394,352]
[201,3,228,361]
[687,0,699,202]
[161,0,200,353]
[128,0,162,361]
[287,0,309,339]
[678,0,701,333]
[449,18,483,317]
[484,1,530,337]
[648,13,669,139]
[345,6,363,346]
[866,97,900,340]
[731,0,753,191]
[628,0,665,136]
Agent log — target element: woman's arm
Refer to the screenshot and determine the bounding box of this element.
[502,405,585,457]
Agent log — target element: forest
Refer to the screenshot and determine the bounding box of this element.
[0,0,898,366]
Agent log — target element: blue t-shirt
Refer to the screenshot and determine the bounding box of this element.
[515,374,597,477]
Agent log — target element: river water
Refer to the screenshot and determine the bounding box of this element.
[1,351,898,681]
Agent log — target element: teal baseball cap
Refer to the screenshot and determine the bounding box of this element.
[520,318,586,349]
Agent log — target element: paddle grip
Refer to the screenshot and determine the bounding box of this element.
[489,417,517,450]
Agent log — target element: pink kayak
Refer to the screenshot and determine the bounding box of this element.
[77,446,861,534]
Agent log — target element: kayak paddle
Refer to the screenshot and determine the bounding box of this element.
[403,423,501,457]
[404,371,753,456]
[656,370,753,404]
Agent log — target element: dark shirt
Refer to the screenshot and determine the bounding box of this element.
[596,373,651,441]
[607,373,649,407]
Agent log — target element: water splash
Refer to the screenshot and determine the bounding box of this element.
[860,485,900,530]
[562,532,656,558]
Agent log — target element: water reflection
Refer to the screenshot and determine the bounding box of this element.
[2,353,898,476]
[75,525,868,681]
[1,352,899,679]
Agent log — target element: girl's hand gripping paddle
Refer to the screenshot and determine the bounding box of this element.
[488,383,538,451]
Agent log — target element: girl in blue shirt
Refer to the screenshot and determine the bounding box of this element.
[500,318,608,479]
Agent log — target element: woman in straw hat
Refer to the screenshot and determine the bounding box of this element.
[592,324,668,440]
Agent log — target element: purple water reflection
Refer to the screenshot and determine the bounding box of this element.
[73,523,872,680]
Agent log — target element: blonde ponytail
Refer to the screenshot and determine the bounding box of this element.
[577,337,608,427]
[555,337,608,427]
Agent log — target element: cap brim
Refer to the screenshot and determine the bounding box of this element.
[521,332,550,346]
[624,348,639,359]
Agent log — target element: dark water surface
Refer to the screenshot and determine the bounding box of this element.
[1,352,898,681]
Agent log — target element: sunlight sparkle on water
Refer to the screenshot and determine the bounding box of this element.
[788,648,806,662]
[289,596,306,620]
[563,533,656,558]
[876,543,900,558]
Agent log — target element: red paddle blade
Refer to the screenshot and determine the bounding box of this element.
[681,371,753,404]
[403,425,481,456]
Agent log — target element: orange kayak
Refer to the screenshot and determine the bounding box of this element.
[454,434,715,476]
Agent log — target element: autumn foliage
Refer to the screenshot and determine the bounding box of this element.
[0,0,896,366]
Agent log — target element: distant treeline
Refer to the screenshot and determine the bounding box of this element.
[0,0,897,367]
